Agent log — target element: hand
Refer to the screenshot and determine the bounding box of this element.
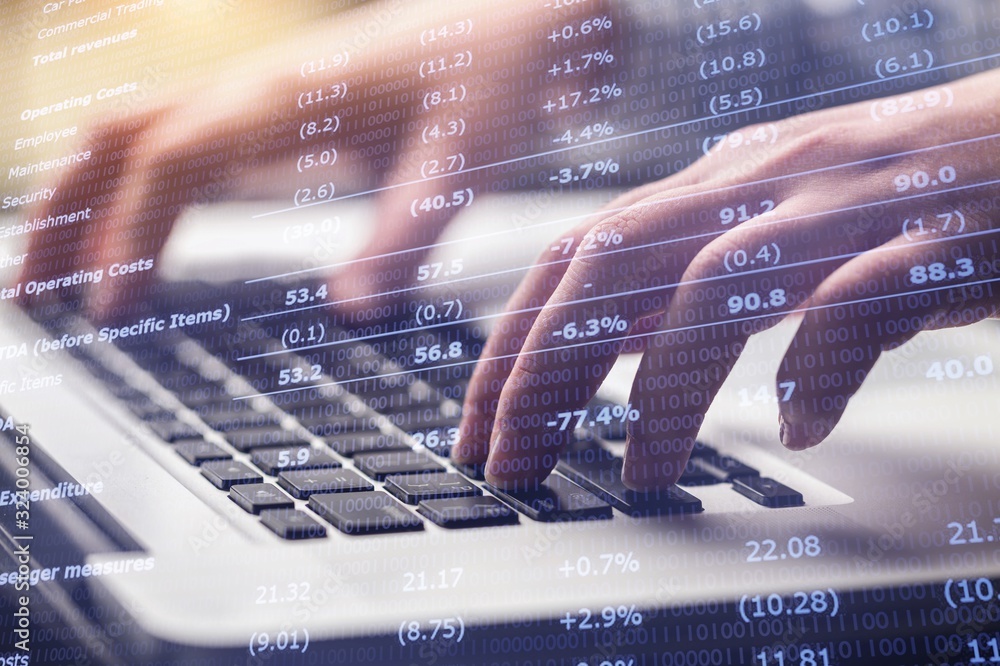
[453,69,1000,491]
[18,0,616,320]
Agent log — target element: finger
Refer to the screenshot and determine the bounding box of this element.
[621,199,820,489]
[617,186,967,487]
[478,184,723,489]
[328,113,474,320]
[452,174,710,467]
[86,168,186,321]
[777,227,1000,451]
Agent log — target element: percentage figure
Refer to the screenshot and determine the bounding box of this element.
[552,315,629,341]
[547,403,641,432]
[614,605,643,626]
[601,315,628,333]
[585,16,614,32]
[581,229,624,251]
[600,83,624,98]
[593,121,614,137]
[594,159,619,175]
[615,552,640,572]
[582,49,615,68]
[610,404,640,423]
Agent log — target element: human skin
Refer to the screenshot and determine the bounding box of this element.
[453,68,1000,491]
[15,3,1000,492]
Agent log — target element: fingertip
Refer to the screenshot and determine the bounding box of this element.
[482,429,563,491]
[483,464,551,493]
[777,411,839,451]
[620,436,686,491]
[450,434,489,465]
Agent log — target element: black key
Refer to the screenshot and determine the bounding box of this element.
[271,386,342,411]
[690,441,719,458]
[384,472,481,504]
[174,440,231,465]
[107,383,147,402]
[302,415,381,438]
[381,389,457,413]
[308,491,424,535]
[127,399,168,420]
[591,421,628,441]
[564,431,604,455]
[142,409,177,423]
[391,410,461,432]
[251,446,341,475]
[230,483,294,514]
[225,427,307,452]
[200,407,283,433]
[556,452,703,517]
[148,420,201,443]
[690,454,759,481]
[326,432,411,457]
[453,462,486,481]
[418,496,518,529]
[733,476,804,508]
[677,458,721,486]
[353,450,444,480]
[486,475,612,522]
[175,382,232,408]
[260,509,327,540]
[278,468,373,499]
[200,460,262,490]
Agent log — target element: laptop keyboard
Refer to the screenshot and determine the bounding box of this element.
[57,282,805,540]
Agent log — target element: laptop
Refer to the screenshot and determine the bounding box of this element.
[2,1,999,664]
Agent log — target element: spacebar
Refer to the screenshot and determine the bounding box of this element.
[556,452,703,517]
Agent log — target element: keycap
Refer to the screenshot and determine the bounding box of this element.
[392,411,461,432]
[387,394,459,417]
[365,385,432,414]
[230,483,294,514]
[200,460,262,490]
[384,472,481,504]
[199,407,283,433]
[418,496,519,529]
[302,415,382,438]
[308,491,424,535]
[260,509,327,540]
[677,458,721,486]
[486,475,612,522]
[270,384,341,410]
[225,427,307,452]
[355,377,422,403]
[128,400,169,420]
[353,450,444,481]
[453,462,486,481]
[174,440,231,465]
[326,432,412,457]
[556,452,703,517]
[733,476,804,508]
[690,454,759,481]
[175,383,232,408]
[277,468,373,499]
[250,446,341,475]
[690,441,719,458]
[148,420,202,443]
